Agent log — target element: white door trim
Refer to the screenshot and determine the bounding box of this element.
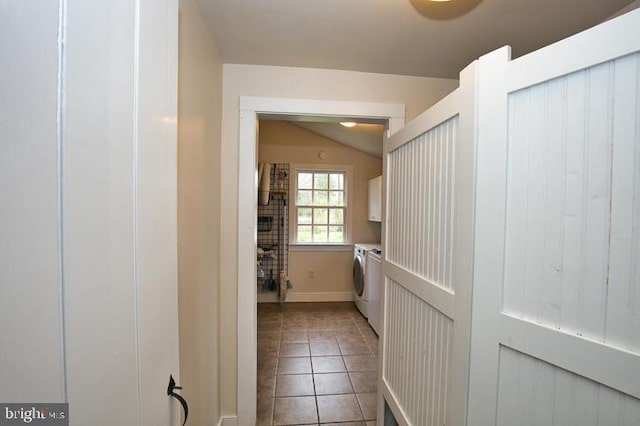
[237,96,404,425]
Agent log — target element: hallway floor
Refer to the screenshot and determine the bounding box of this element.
[257,302,379,426]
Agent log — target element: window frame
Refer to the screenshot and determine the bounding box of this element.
[289,164,353,247]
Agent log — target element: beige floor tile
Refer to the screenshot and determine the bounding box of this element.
[313,372,354,395]
[258,334,281,345]
[259,312,283,321]
[281,320,310,331]
[338,340,372,355]
[258,342,279,360]
[258,303,283,314]
[309,340,341,356]
[352,315,369,326]
[258,357,278,377]
[356,392,377,420]
[359,326,378,341]
[258,318,283,331]
[257,302,380,425]
[275,374,315,397]
[281,330,309,343]
[307,330,336,341]
[307,320,336,331]
[349,371,378,393]
[258,329,281,340]
[277,357,312,375]
[285,302,316,311]
[316,394,364,423]
[365,339,378,353]
[311,356,346,373]
[280,342,311,357]
[334,324,359,332]
[343,355,378,372]
[335,330,364,342]
[273,396,318,425]
[258,375,276,398]
[256,397,274,426]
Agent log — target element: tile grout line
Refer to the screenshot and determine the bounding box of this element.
[258,302,378,425]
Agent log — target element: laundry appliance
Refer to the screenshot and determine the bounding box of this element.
[353,243,380,318]
[365,248,382,334]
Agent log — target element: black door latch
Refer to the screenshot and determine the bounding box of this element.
[167,374,188,426]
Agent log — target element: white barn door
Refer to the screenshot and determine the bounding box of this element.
[468,10,640,426]
[381,63,478,426]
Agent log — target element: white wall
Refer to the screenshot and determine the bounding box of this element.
[177,0,223,424]
[1,2,180,425]
[220,64,458,415]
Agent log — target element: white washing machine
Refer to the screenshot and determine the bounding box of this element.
[353,243,380,318]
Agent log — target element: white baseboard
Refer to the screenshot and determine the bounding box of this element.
[217,416,237,426]
[257,291,354,303]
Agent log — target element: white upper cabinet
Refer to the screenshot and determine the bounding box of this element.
[368,175,382,222]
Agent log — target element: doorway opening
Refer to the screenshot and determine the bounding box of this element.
[237,96,404,425]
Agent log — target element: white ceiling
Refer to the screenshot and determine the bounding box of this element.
[194,0,634,79]
[204,0,635,157]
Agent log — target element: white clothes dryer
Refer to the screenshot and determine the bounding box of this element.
[366,249,382,335]
[353,243,380,318]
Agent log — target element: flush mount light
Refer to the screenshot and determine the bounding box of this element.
[410,0,481,20]
[340,122,357,128]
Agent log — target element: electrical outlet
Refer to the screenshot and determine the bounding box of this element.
[307,269,316,279]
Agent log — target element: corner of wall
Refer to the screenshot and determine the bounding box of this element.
[177,0,224,424]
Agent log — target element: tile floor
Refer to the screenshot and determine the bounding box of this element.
[257,302,379,426]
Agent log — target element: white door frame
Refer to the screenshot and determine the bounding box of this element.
[237,96,405,425]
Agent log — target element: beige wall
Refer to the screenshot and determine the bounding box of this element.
[177,0,222,424]
[220,63,458,415]
[259,120,382,296]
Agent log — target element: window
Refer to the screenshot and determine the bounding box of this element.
[292,167,349,244]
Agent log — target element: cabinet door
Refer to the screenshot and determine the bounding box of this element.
[368,175,382,222]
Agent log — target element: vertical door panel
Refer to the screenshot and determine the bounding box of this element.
[469,10,640,426]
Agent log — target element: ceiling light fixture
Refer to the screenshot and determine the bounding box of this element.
[340,122,357,128]
[410,0,481,20]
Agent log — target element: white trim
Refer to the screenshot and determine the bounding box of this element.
[240,97,406,123]
[237,96,405,426]
[217,416,237,426]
